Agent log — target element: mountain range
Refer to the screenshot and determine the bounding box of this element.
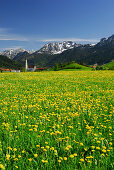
[0,34,114,67]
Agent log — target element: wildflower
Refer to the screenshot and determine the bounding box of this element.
[6,154,10,160]
[73,153,77,156]
[107,150,110,152]
[22,150,25,153]
[34,154,38,158]
[13,148,17,152]
[102,149,106,153]
[46,146,49,149]
[42,160,48,163]
[50,147,54,150]
[80,158,84,162]
[70,155,74,158]
[96,146,100,150]
[92,150,95,152]
[54,150,57,153]
[102,146,106,149]
[28,158,32,162]
[13,155,16,158]
[80,143,83,146]
[34,128,37,131]
[84,148,87,151]
[18,155,21,158]
[64,157,67,160]
[91,146,95,149]
[0,164,5,170]
[7,146,12,150]
[109,142,112,145]
[14,158,18,161]
[58,160,61,163]
[44,160,48,163]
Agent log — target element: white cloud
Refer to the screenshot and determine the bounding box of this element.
[0,27,28,41]
[0,46,23,50]
[0,27,99,43]
[39,38,99,43]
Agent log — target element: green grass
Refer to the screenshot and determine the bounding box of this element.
[102,61,114,70]
[0,71,113,169]
[63,63,92,70]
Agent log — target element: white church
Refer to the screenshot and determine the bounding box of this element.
[25,59,36,72]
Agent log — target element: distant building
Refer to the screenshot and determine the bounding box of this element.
[25,58,28,70]
[27,65,36,72]
[0,68,20,73]
[25,59,36,71]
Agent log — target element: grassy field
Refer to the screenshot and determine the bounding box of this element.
[102,61,114,70]
[62,63,92,70]
[0,71,113,170]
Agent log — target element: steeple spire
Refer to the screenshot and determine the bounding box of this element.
[25,58,28,70]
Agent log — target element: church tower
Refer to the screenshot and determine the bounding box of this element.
[25,58,28,71]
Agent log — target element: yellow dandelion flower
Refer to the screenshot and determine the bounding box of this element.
[22,150,25,153]
[13,148,17,152]
[84,148,87,151]
[34,154,38,158]
[80,143,83,146]
[6,154,10,160]
[73,153,77,156]
[91,146,95,149]
[0,164,5,170]
[58,160,61,163]
[28,158,32,162]
[18,155,21,158]
[109,142,112,145]
[102,149,106,153]
[70,155,74,158]
[64,157,67,160]
[44,160,48,163]
[80,158,84,162]
[46,146,49,149]
[92,150,95,152]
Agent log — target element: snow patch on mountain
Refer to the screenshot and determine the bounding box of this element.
[0,48,34,59]
[37,41,82,54]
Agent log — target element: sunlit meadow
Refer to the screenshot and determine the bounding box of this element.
[0,71,113,170]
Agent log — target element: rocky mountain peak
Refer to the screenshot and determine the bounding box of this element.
[37,41,81,54]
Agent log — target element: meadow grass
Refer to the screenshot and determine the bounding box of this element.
[0,71,113,170]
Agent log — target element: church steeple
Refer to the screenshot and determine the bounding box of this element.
[25,58,28,70]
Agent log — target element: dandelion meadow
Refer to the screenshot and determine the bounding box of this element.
[0,71,113,170]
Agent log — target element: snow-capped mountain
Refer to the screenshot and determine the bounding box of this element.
[37,41,82,54]
[0,48,34,59]
[97,34,114,46]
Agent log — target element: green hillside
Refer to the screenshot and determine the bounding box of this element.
[102,61,114,70]
[52,62,92,71]
[63,62,92,70]
[0,55,23,70]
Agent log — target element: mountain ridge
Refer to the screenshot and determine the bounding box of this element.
[0,34,114,67]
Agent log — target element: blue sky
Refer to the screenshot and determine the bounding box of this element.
[0,0,114,51]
